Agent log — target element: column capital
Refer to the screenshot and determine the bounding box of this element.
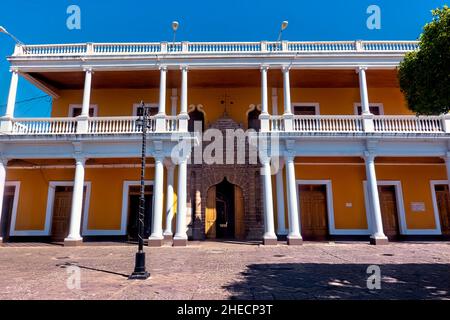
[9,67,19,74]
[180,65,189,72]
[356,66,368,73]
[281,65,291,72]
[159,65,168,72]
[260,65,270,72]
[74,156,86,165]
[363,151,376,162]
[0,157,9,167]
[83,67,94,73]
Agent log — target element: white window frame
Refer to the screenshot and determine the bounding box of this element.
[132,103,158,116]
[118,180,154,236]
[44,181,92,237]
[363,180,408,235]
[353,103,384,115]
[292,103,320,115]
[4,181,22,236]
[68,104,98,117]
[428,180,448,235]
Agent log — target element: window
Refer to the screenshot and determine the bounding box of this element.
[247,108,261,131]
[355,104,383,115]
[132,103,158,116]
[188,109,205,132]
[292,103,320,115]
[69,105,98,117]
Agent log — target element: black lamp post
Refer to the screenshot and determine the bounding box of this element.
[129,101,151,280]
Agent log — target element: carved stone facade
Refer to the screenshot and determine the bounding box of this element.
[187,115,264,240]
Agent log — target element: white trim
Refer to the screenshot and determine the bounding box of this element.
[296,179,368,235]
[292,103,320,115]
[45,181,91,237]
[353,102,384,115]
[363,180,428,235]
[68,104,98,117]
[5,182,21,236]
[109,180,155,237]
[428,180,447,235]
[132,103,158,116]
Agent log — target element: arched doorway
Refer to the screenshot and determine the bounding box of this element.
[205,178,245,239]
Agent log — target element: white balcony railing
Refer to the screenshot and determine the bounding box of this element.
[9,116,182,135]
[268,115,447,134]
[373,116,443,133]
[293,115,363,133]
[15,40,419,57]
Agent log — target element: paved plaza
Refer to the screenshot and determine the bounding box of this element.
[0,241,449,300]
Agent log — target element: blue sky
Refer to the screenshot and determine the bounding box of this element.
[0,0,447,117]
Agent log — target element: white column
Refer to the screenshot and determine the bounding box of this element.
[149,156,164,246]
[358,66,374,132]
[64,157,86,245]
[4,70,19,118]
[0,158,9,243]
[173,156,188,246]
[155,66,168,132]
[178,65,189,132]
[81,69,93,117]
[275,158,287,235]
[445,155,450,192]
[285,155,302,244]
[259,65,270,132]
[282,66,292,115]
[364,152,388,245]
[163,160,175,238]
[158,66,167,115]
[261,158,277,245]
[282,66,293,131]
[358,67,370,114]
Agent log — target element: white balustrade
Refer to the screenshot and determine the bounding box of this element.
[269,116,285,132]
[16,41,419,56]
[87,116,151,134]
[11,118,77,134]
[292,115,363,133]
[373,116,444,133]
[165,116,179,132]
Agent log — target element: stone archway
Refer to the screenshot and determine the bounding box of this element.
[187,115,264,240]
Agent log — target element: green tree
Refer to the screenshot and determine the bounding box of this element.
[398,5,450,115]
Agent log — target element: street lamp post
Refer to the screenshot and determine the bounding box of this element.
[0,26,24,45]
[129,101,151,280]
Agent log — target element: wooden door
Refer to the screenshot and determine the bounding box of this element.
[205,186,216,239]
[51,187,73,241]
[434,185,450,235]
[299,185,329,240]
[378,185,400,239]
[1,186,16,241]
[234,186,245,239]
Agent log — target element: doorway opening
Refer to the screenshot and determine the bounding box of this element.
[378,185,400,240]
[433,184,450,236]
[205,178,245,240]
[299,184,329,240]
[1,186,17,242]
[127,185,153,241]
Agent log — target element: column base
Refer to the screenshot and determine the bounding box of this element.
[163,233,173,241]
[172,237,188,247]
[63,239,83,247]
[148,238,163,247]
[370,237,389,245]
[263,238,277,246]
[287,236,303,245]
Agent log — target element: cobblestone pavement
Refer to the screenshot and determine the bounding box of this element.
[0,241,449,300]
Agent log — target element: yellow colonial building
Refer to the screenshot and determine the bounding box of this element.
[0,40,449,246]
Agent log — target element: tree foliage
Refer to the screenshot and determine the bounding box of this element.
[398,6,450,115]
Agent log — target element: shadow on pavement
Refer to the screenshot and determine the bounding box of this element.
[224,263,450,300]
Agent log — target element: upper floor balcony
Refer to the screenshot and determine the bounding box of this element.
[2,40,449,144]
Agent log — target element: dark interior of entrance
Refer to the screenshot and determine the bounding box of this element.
[127,185,153,240]
[216,178,235,239]
[1,186,15,242]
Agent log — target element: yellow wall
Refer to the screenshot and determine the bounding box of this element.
[6,167,157,232]
[51,87,411,127]
[293,161,446,231]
